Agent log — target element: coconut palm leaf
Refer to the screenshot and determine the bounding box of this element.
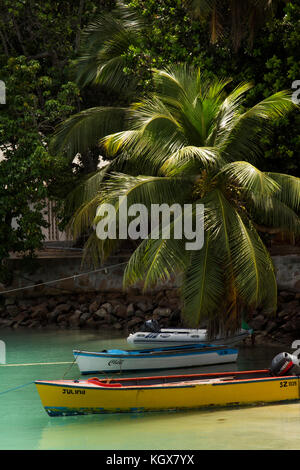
[250,193,300,236]
[58,63,298,332]
[230,213,277,313]
[124,236,190,291]
[181,232,225,327]
[81,230,122,267]
[50,106,127,158]
[217,161,280,196]
[222,91,296,163]
[75,1,143,93]
[265,173,300,213]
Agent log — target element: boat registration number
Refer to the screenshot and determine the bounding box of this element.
[280,380,297,388]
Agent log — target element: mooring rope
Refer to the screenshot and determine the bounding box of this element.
[0,381,34,396]
[0,361,73,367]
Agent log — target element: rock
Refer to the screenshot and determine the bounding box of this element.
[101,303,113,314]
[94,308,108,320]
[282,300,300,314]
[69,310,82,327]
[136,302,151,313]
[153,307,171,317]
[6,305,19,317]
[55,303,71,314]
[12,312,29,325]
[113,304,127,319]
[79,312,92,326]
[127,317,143,328]
[48,303,70,323]
[85,318,100,329]
[265,320,277,334]
[279,291,295,302]
[250,314,267,331]
[126,303,135,316]
[31,303,48,319]
[57,314,68,323]
[89,301,99,314]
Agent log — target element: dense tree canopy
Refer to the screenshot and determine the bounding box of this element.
[0,0,299,286]
[0,0,115,281]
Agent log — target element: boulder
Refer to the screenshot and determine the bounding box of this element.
[101,303,113,314]
[89,301,99,314]
[126,303,135,316]
[113,304,128,319]
[153,307,171,317]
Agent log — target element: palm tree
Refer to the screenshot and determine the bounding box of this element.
[184,0,283,51]
[74,1,143,94]
[52,65,299,336]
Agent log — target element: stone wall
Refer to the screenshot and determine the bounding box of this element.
[0,285,300,346]
[272,255,300,291]
[0,250,299,345]
[0,287,182,333]
[1,251,299,297]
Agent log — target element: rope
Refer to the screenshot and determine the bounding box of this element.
[0,381,34,396]
[0,261,128,295]
[0,361,73,367]
[62,352,79,379]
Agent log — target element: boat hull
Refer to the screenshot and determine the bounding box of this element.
[73,345,238,374]
[35,372,300,417]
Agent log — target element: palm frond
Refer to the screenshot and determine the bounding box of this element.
[222,90,296,163]
[250,193,300,236]
[161,146,222,176]
[265,173,300,213]
[181,232,225,327]
[94,172,193,214]
[217,161,280,196]
[50,106,127,158]
[75,1,143,92]
[81,230,121,268]
[124,236,190,291]
[230,214,277,313]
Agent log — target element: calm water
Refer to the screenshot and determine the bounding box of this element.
[0,328,300,450]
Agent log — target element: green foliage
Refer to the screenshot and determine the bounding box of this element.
[61,65,299,331]
[0,0,115,281]
[124,0,300,176]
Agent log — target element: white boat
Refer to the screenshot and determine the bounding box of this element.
[127,321,252,348]
[73,343,238,374]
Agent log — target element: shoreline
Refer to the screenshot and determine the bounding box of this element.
[0,287,299,347]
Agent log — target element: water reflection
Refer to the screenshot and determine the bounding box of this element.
[38,402,300,450]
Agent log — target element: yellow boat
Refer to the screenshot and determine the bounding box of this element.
[35,367,300,417]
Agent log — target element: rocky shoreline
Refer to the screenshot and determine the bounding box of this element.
[0,287,299,346]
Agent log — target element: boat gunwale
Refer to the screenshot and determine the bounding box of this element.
[34,370,300,391]
[72,347,238,359]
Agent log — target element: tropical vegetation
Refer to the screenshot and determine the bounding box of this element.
[1,1,300,335]
[51,57,299,333]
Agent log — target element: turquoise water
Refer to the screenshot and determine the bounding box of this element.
[0,328,300,450]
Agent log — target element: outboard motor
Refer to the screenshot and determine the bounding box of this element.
[143,319,160,333]
[269,352,300,376]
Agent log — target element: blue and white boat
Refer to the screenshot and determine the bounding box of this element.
[73,343,238,374]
